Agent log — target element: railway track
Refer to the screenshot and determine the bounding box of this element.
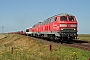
[62,42,90,51]
[29,36,90,51]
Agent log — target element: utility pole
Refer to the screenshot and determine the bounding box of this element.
[1,25,5,34]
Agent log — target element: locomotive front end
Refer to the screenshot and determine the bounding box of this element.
[58,14,78,40]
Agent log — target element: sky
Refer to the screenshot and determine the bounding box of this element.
[0,0,90,34]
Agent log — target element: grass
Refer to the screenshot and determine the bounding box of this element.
[78,34,90,41]
[0,39,90,60]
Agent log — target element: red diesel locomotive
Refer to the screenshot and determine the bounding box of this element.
[30,13,78,41]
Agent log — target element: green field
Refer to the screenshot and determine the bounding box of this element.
[0,34,90,60]
[78,34,90,41]
[0,43,90,60]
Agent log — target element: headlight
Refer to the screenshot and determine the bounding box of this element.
[60,24,67,27]
[74,28,76,30]
[71,24,77,27]
[61,28,63,30]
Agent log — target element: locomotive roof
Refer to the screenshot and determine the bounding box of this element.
[32,13,75,27]
[49,13,74,19]
[55,13,74,16]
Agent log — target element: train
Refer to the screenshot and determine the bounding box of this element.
[9,13,78,42]
[26,13,78,42]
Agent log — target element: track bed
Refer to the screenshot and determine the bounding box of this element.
[29,36,90,51]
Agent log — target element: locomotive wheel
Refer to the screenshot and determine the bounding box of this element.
[67,36,73,43]
[35,34,38,38]
[55,36,58,40]
[41,35,44,39]
[52,35,55,41]
[48,35,51,41]
[60,37,67,43]
[48,35,55,41]
[31,34,33,37]
[60,37,63,44]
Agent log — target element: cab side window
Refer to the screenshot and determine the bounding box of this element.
[55,17,57,21]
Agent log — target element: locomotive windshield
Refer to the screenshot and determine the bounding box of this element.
[60,16,67,21]
[69,16,74,21]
